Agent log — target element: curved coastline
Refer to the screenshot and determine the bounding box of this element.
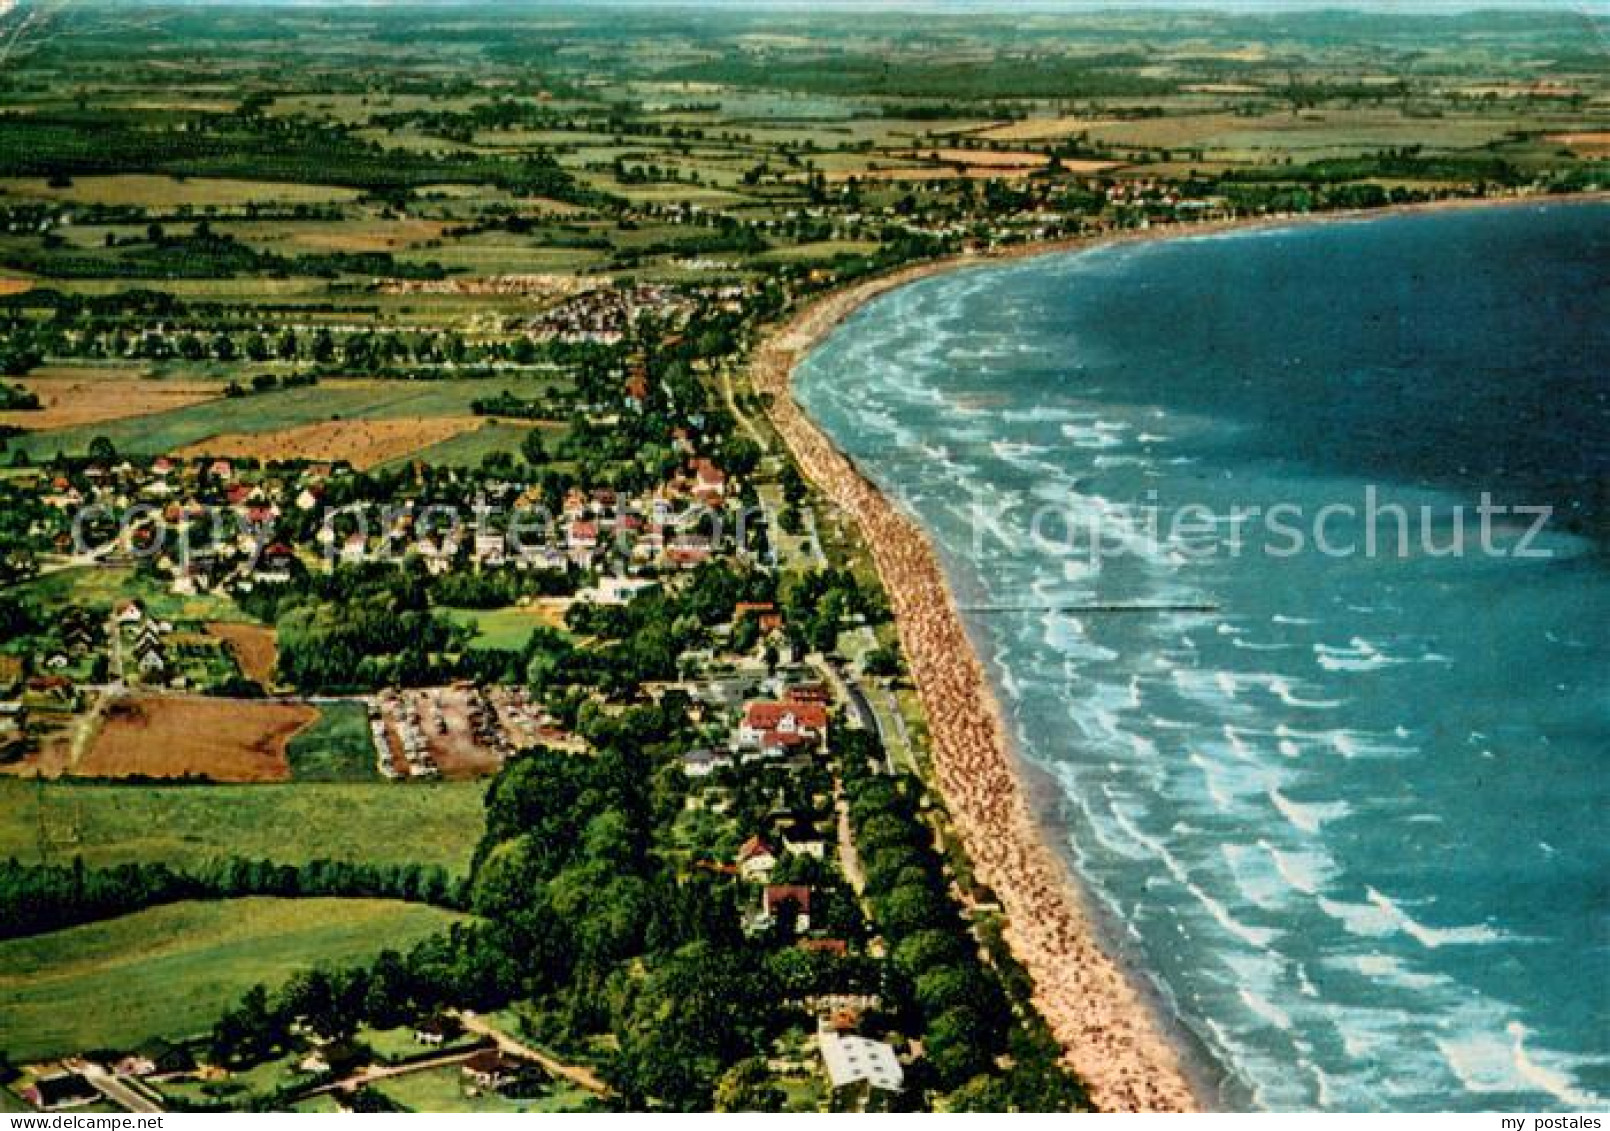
[748,191,1607,1113]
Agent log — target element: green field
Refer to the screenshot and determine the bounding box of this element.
[374,1064,599,1114]
[0,898,464,1061]
[15,567,252,625]
[379,421,549,471]
[0,779,487,874]
[444,605,565,651]
[286,702,379,782]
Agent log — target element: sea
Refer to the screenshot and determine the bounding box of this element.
[794,201,1610,1112]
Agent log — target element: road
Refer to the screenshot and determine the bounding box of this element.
[836,793,866,896]
[800,508,829,568]
[79,1063,163,1114]
[303,1047,484,1099]
[810,654,895,774]
[30,545,115,579]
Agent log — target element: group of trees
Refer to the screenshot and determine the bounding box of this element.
[223,371,317,398]
[241,560,572,694]
[557,562,776,697]
[779,567,889,654]
[837,736,1010,1088]
[468,729,884,1108]
[837,732,1089,1109]
[470,391,548,420]
[196,698,871,1110]
[11,223,449,282]
[1225,145,1521,189]
[276,590,461,693]
[0,100,608,205]
[197,726,742,1107]
[207,923,514,1075]
[0,484,51,583]
[0,856,465,942]
[0,381,39,411]
[430,566,577,610]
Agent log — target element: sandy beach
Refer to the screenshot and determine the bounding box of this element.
[747,191,1607,1113]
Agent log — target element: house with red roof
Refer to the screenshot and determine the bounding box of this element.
[567,520,599,550]
[737,698,829,753]
[624,371,649,410]
[737,836,778,881]
[666,542,711,569]
[761,884,813,931]
[691,458,726,498]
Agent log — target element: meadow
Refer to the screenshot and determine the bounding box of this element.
[17,567,251,625]
[443,604,569,651]
[0,176,362,208]
[0,898,463,1061]
[0,778,487,874]
[173,416,486,470]
[0,366,223,431]
[205,622,279,687]
[284,702,379,782]
[383,420,549,470]
[374,1065,599,1114]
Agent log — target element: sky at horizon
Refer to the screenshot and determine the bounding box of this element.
[81,0,1610,11]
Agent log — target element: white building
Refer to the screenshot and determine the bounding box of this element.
[818,1028,903,1093]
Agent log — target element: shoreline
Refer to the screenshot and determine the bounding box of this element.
[746,190,1607,1113]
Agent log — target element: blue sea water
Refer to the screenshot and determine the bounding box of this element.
[795,203,1610,1112]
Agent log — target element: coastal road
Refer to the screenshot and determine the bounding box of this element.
[810,654,896,775]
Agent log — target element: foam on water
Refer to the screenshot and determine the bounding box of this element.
[1268,787,1350,834]
[1261,841,1334,898]
[795,202,1610,1112]
[1362,888,1503,950]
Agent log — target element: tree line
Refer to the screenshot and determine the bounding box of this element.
[837,730,1093,1109]
[0,856,466,942]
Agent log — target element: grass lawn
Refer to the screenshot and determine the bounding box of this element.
[0,898,464,1061]
[359,1025,435,1064]
[293,1093,346,1112]
[154,1051,307,1108]
[286,702,379,782]
[780,1075,828,1113]
[443,605,566,651]
[375,1065,599,1113]
[0,778,487,874]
